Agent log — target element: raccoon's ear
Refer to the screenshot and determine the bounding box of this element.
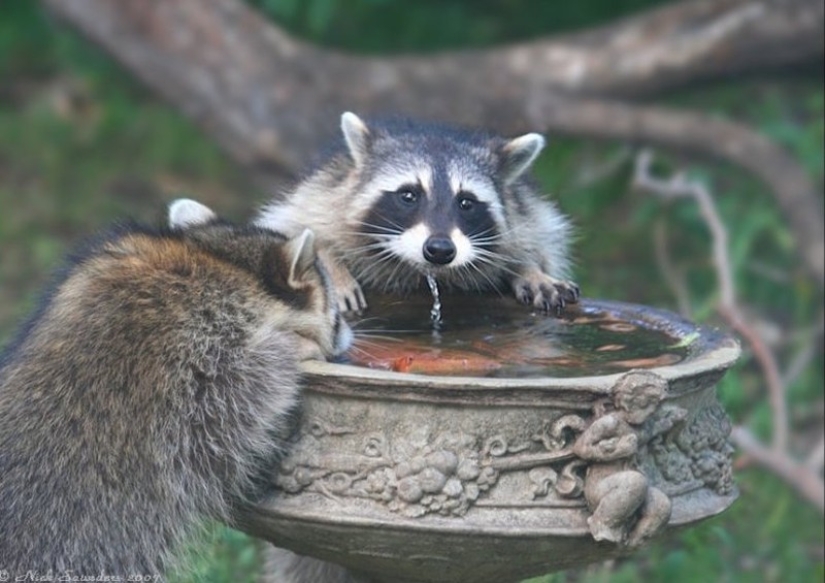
[500,133,546,185]
[168,198,218,229]
[287,228,317,283]
[341,111,371,168]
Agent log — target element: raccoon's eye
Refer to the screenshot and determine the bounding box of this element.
[457,194,476,212]
[396,187,420,205]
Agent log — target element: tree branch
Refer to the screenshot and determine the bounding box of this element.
[634,149,790,451]
[635,150,825,513]
[42,0,824,287]
[653,218,693,318]
[732,426,824,513]
[538,98,824,287]
[42,0,825,153]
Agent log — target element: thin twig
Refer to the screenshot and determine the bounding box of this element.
[572,145,633,188]
[653,218,693,318]
[782,313,824,388]
[633,150,736,307]
[633,149,790,451]
[721,306,790,452]
[635,151,824,511]
[732,426,824,513]
[806,435,825,474]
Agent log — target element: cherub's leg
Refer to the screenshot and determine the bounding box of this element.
[626,486,672,547]
[586,471,647,543]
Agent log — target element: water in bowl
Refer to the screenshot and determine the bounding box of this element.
[346,293,691,378]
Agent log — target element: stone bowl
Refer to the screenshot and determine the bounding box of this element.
[235,298,740,583]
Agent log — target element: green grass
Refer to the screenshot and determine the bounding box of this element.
[1,2,822,582]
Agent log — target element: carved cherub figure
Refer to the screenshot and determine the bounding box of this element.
[572,371,681,547]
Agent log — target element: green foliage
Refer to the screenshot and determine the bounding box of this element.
[0,2,257,338]
[248,0,673,52]
[170,528,262,583]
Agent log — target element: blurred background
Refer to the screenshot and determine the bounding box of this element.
[0,1,822,581]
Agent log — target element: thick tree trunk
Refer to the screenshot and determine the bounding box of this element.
[42,0,824,285]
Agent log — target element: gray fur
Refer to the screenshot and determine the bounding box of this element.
[256,112,579,314]
[0,201,351,577]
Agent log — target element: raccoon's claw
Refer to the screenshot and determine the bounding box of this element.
[557,282,581,304]
[321,254,367,313]
[336,284,367,314]
[513,273,580,317]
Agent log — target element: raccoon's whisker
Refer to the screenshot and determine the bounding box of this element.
[475,259,521,282]
[470,252,523,280]
[471,246,522,266]
[356,217,404,230]
[380,257,424,295]
[383,258,410,291]
[462,261,506,295]
[350,325,399,338]
[357,243,397,262]
[470,246,505,261]
[359,240,395,252]
[345,343,377,361]
[366,242,397,254]
[349,316,386,329]
[347,228,402,246]
[361,330,420,337]
[357,217,406,235]
[355,249,398,283]
[332,233,396,248]
[468,226,501,241]
[351,337,392,349]
[471,251,513,267]
[351,237,397,253]
[352,333,404,344]
[361,231,401,241]
[469,232,503,245]
[447,262,475,291]
[476,223,526,243]
[469,236,501,245]
[451,265,474,291]
[339,231,396,241]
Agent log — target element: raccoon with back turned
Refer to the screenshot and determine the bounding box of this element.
[256,112,579,315]
[0,199,351,577]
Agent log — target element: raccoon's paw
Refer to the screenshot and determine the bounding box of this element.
[329,269,367,313]
[315,250,367,313]
[512,272,580,316]
[335,281,367,314]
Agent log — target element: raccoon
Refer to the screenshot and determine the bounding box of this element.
[0,199,351,577]
[256,112,579,315]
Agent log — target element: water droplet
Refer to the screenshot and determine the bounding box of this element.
[426,273,442,332]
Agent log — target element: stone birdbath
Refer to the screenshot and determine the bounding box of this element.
[234,295,740,583]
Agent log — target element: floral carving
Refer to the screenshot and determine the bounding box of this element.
[675,402,735,494]
[274,427,500,518]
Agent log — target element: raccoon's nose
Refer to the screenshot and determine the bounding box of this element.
[423,236,456,265]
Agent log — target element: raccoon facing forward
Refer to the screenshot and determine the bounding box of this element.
[0,199,351,577]
[256,112,579,315]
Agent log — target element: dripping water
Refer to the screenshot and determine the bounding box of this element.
[425,273,443,335]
